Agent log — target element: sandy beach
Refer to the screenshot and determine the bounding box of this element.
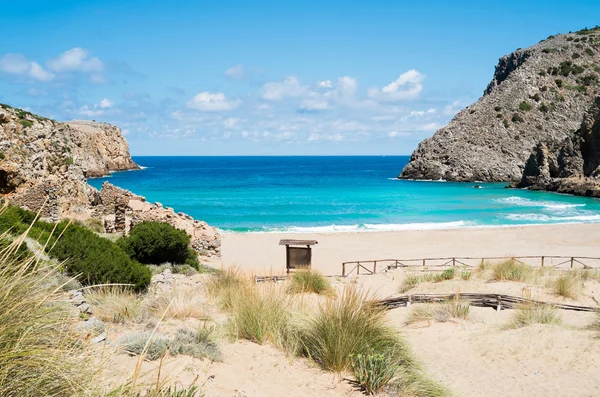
[221,223,600,275]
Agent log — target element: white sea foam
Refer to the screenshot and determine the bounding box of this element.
[234,220,475,234]
[505,213,600,222]
[495,196,586,210]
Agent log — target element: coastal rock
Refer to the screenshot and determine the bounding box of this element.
[0,104,221,257]
[400,27,600,196]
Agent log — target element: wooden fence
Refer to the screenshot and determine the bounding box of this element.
[376,293,600,313]
[341,256,600,277]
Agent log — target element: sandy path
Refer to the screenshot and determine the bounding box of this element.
[221,223,600,276]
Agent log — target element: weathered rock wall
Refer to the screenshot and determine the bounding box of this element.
[400,28,600,187]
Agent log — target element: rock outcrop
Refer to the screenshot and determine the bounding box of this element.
[0,104,221,257]
[400,26,600,195]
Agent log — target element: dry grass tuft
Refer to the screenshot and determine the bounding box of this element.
[551,273,581,299]
[0,231,96,396]
[287,270,334,295]
[146,286,208,320]
[508,303,561,328]
[87,286,144,323]
[406,299,471,324]
[489,259,533,282]
[205,267,246,310]
[399,268,457,293]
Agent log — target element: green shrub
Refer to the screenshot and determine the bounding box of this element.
[555,78,563,87]
[50,223,151,291]
[585,48,594,56]
[519,101,532,111]
[0,152,4,160]
[511,113,524,123]
[494,105,502,111]
[169,326,222,361]
[287,270,333,295]
[572,52,581,59]
[351,350,398,395]
[460,270,472,280]
[19,119,33,128]
[119,221,198,268]
[530,93,541,102]
[66,156,73,166]
[539,103,550,113]
[438,268,455,281]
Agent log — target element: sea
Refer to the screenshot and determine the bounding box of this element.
[87,156,600,233]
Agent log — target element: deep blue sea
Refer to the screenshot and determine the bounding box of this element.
[87,156,600,233]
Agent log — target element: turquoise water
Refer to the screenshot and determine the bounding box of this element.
[87,156,600,232]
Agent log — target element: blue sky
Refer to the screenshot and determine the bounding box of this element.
[0,1,599,155]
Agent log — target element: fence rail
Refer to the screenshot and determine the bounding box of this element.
[341,256,600,277]
[377,293,600,313]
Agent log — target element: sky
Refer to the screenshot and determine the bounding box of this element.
[0,1,599,156]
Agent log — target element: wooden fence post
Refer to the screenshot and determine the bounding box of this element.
[342,263,346,277]
[571,257,574,269]
[423,259,426,267]
[541,256,544,268]
[452,258,456,267]
[496,295,502,312]
[374,261,377,273]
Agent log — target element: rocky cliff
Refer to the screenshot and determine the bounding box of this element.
[0,104,221,257]
[400,26,600,196]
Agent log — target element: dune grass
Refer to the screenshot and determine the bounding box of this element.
[508,303,561,329]
[399,268,457,293]
[86,286,144,323]
[591,313,600,333]
[146,286,208,320]
[551,273,581,299]
[287,270,334,295]
[0,232,96,396]
[484,259,534,282]
[205,267,246,310]
[406,299,471,325]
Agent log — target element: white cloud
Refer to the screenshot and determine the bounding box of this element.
[443,100,462,116]
[337,76,357,97]
[48,48,104,73]
[317,80,332,88]
[388,131,410,138]
[368,69,425,101]
[307,132,343,142]
[299,96,329,111]
[79,104,104,117]
[0,54,54,81]
[187,92,240,111]
[224,64,245,80]
[99,98,113,108]
[224,117,240,128]
[261,76,306,101]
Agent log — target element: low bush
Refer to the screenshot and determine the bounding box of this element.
[287,270,333,295]
[170,326,222,361]
[460,270,472,280]
[508,303,561,328]
[120,332,170,361]
[50,223,151,291]
[439,268,455,281]
[519,101,532,111]
[119,221,199,268]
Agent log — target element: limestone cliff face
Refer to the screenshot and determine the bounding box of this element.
[0,104,221,257]
[0,105,138,216]
[400,27,600,191]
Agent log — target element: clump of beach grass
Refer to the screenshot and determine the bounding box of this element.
[146,285,208,320]
[399,268,457,293]
[551,273,581,299]
[205,267,246,310]
[287,269,334,295]
[86,286,144,323]
[460,269,472,280]
[489,259,533,282]
[226,283,293,347]
[508,303,561,329]
[406,299,471,324]
[300,286,413,373]
[0,231,96,396]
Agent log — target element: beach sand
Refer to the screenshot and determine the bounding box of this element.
[221,223,600,276]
